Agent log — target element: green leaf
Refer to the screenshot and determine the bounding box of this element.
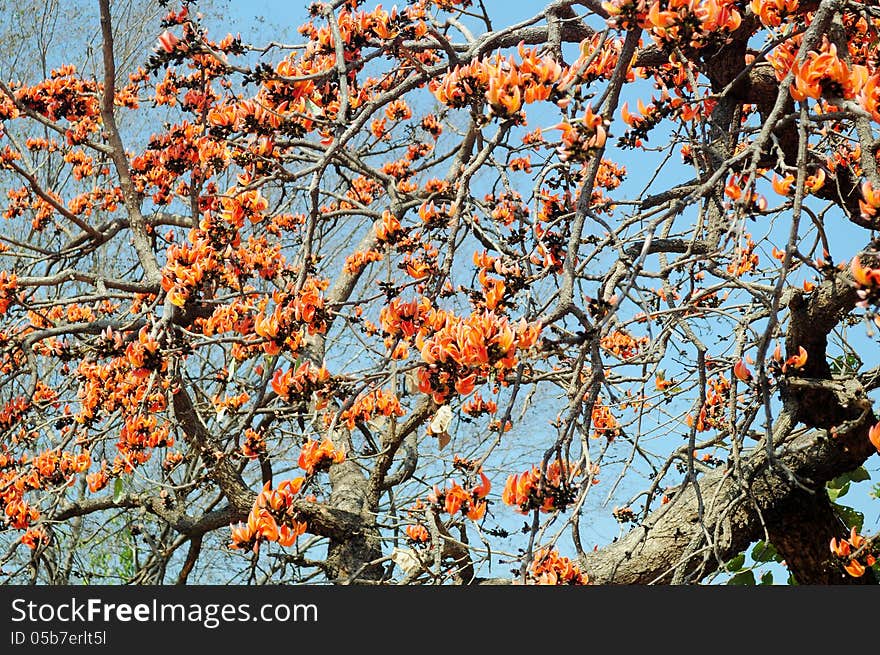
[830,354,862,375]
[751,540,780,563]
[847,466,870,483]
[728,570,755,585]
[828,466,871,495]
[832,503,864,532]
[827,474,846,489]
[113,478,124,504]
[725,553,745,572]
[827,481,850,501]
[759,571,774,585]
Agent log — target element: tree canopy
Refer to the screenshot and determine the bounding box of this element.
[1,0,879,585]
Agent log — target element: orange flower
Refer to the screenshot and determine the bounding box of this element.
[725,177,742,202]
[406,524,430,543]
[620,101,638,127]
[429,468,493,521]
[86,464,109,493]
[529,547,589,585]
[21,527,49,550]
[482,276,506,310]
[868,421,880,453]
[859,181,880,221]
[405,259,432,280]
[270,360,331,403]
[860,75,880,123]
[156,30,180,53]
[230,513,261,553]
[473,471,491,499]
[749,0,799,28]
[339,388,404,430]
[486,73,522,116]
[502,460,581,513]
[454,374,476,396]
[601,329,647,360]
[783,346,808,371]
[789,42,868,102]
[375,210,402,242]
[384,98,412,121]
[733,359,752,382]
[771,174,794,196]
[655,375,675,391]
[298,438,345,475]
[443,482,470,516]
[591,400,619,440]
[830,535,850,558]
[830,526,875,578]
[466,500,487,521]
[805,168,825,193]
[277,520,307,547]
[843,559,865,577]
[462,392,497,417]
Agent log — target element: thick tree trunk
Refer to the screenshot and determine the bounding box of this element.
[325,458,385,583]
[766,488,875,584]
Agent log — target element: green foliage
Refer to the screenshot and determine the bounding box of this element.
[832,503,864,532]
[728,570,755,585]
[724,553,745,572]
[827,466,870,531]
[751,540,781,564]
[827,466,870,502]
[723,540,785,586]
[829,353,862,376]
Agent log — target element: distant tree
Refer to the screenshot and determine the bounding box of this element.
[1,0,879,585]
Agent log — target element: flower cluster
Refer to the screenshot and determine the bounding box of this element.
[254,279,331,354]
[788,42,868,102]
[431,43,564,118]
[461,392,497,417]
[416,310,541,403]
[161,236,219,309]
[116,414,173,471]
[502,459,581,513]
[230,479,308,553]
[14,65,101,136]
[604,0,742,50]
[297,438,346,475]
[271,360,332,406]
[31,449,91,487]
[859,181,880,224]
[0,271,17,315]
[428,469,492,521]
[591,400,620,441]
[338,388,404,430]
[687,375,731,432]
[850,254,880,310]
[554,105,608,163]
[601,329,648,360]
[830,527,876,578]
[749,0,799,28]
[528,548,589,585]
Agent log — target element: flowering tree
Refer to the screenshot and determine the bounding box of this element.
[1,0,880,585]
